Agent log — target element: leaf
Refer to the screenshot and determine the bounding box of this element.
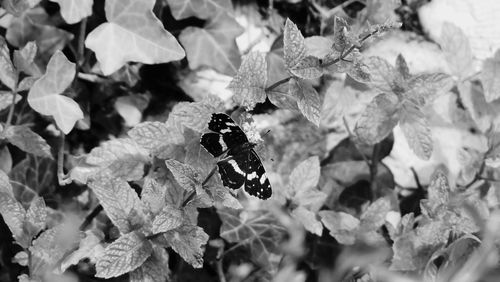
[0,169,13,196]
[9,155,55,203]
[1,125,52,158]
[304,36,332,58]
[359,197,392,231]
[291,206,323,236]
[267,82,299,111]
[395,54,410,80]
[289,56,323,79]
[0,37,17,90]
[319,210,360,245]
[129,248,170,282]
[0,91,22,111]
[49,0,93,24]
[163,224,209,268]
[406,73,454,106]
[166,0,232,20]
[95,231,153,278]
[151,205,184,234]
[399,101,433,160]
[228,52,267,109]
[481,49,500,102]
[363,56,399,93]
[0,192,26,243]
[87,173,144,233]
[354,93,400,144]
[13,41,41,77]
[2,0,40,16]
[85,0,185,75]
[289,156,320,196]
[425,170,450,211]
[179,11,243,76]
[168,100,222,132]
[128,121,184,159]
[165,159,203,192]
[27,51,82,134]
[291,79,321,126]
[86,138,149,181]
[60,229,105,273]
[439,22,474,78]
[332,17,357,52]
[24,196,47,238]
[218,209,286,266]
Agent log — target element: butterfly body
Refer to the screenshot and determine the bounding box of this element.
[200,113,272,200]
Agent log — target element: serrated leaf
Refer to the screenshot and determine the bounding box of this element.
[129,248,170,282]
[400,101,433,160]
[229,51,267,109]
[396,54,410,80]
[426,170,450,210]
[283,18,306,70]
[332,17,357,52]
[218,209,286,266]
[319,210,359,245]
[49,0,93,24]
[291,206,323,235]
[291,79,321,126]
[141,174,167,215]
[439,22,474,78]
[0,192,26,242]
[0,91,22,111]
[151,205,183,234]
[24,196,47,238]
[169,100,222,132]
[163,224,209,268]
[360,197,391,231]
[2,125,52,158]
[86,138,149,181]
[85,0,185,75]
[128,121,184,159]
[184,129,216,175]
[363,56,399,93]
[481,49,500,102]
[179,11,243,76]
[27,51,83,134]
[406,73,454,106]
[165,159,203,192]
[87,174,144,233]
[166,0,232,20]
[0,169,13,196]
[0,36,17,90]
[355,93,400,144]
[60,229,105,273]
[290,156,320,195]
[267,82,299,111]
[95,231,153,278]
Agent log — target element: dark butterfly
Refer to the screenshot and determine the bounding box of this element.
[200,113,272,200]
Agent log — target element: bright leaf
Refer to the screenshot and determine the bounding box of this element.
[179,11,243,76]
[439,22,474,79]
[481,49,500,102]
[168,99,223,132]
[355,93,400,144]
[0,170,13,196]
[95,231,153,278]
[85,0,185,75]
[1,125,52,159]
[0,192,26,244]
[49,0,93,24]
[13,41,41,77]
[228,52,268,109]
[166,0,232,20]
[165,159,203,192]
[399,101,433,160]
[27,51,83,134]
[151,205,184,234]
[24,197,47,238]
[163,224,209,268]
[319,210,360,245]
[0,37,17,90]
[0,91,22,111]
[291,206,323,236]
[129,248,170,282]
[128,121,184,159]
[289,78,322,126]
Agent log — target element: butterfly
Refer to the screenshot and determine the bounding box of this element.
[200,113,272,200]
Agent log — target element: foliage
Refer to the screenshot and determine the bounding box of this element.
[0,1,498,282]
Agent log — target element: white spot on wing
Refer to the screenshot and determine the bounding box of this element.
[220,128,231,134]
[260,174,267,184]
[228,160,244,175]
[226,122,236,126]
[219,135,227,151]
[247,171,258,180]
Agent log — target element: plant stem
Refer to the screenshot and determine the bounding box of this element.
[369,143,380,197]
[77,18,87,66]
[79,204,103,231]
[181,165,218,207]
[57,131,71,186]
[5,87,18,127]
[342,117,370,168]
[265,76,292,92]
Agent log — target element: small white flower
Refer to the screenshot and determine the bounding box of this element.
[242,121,262,143]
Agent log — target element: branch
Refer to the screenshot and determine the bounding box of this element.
[79,204,103,231]
[57,131,72,186]
[265,76,292,92]
[181,165,218,207]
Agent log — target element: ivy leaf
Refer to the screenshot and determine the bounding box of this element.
[87,174,144,234]
[128,121,184,159]
[283,19,322,79]
[129,248,170,282]
[86,138,149,181]
[49,0,93,24]
[27,51,83,134]
[24,196,47,239]
[85,0,185,75]
[0,91,22,112]
[228,52,268,109]
[291,206,323,236]
[319,210,359,245]
[1,125,52,158]
[354,93,400,144]
[399,101,433,160]
[0,192,26,243]
[481,49,500,102]
[165,159,203,192]
[166,0,232,20]
[0,37,17,90]
[179,11,243,76]
[95,231,153,279]
[439,22,474,79]
[218,208,286,266]
[13,41,41,77]
[151,205,184,234]
[163,224,209,268]
[290,79,321,126]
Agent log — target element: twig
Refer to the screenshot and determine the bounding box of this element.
[79,204,103,231]
[77,18,87,66]
[57,131,72,186]
[181,165,218,207]
[265,76,292,92]
[410,167,423,190]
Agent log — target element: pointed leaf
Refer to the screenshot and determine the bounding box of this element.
[95,231,153,278]
[168,99,223,132]
[2,125,52,158]
[129,248,170,282]
[128,121,184,158]
[0,192,26,242]
[396,54,410,80]
[289,56,323,79]
[9,155,55,201]
[0,91,22,111]
[360,197,392,231]
[49,0,93,24]
[355,93,400,145]
[481,49,500,102]
[439,22,474,78]
[27,51,83,134]
[166,0,232,20]
[228,51,267,109]
[164,224,209,268]
[0,37,17,90]
[13,41,41,77]
[25,196,47,238]
[0,170,13,197]
[179,11,243,76]
[87,174,144,233]
[85,0,185,75]
[165,159,203,192]
[291,79,321,126]
[151,205,183,234]
[363,56,398,92]
[267,82,299,111]
[283,18,306,70]
[319,210,359,245]
[406,73,454,106]
[290,156,320,195]
[426,170,450,210]
[400,101,433,160]
[291,206,323,235]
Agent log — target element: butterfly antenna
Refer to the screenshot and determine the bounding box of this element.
[262,129,271,137]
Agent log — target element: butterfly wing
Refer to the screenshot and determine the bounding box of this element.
[200,132,227,157]
[217,159,245,189]
[241,150,272,200]
[207,113,248,149]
